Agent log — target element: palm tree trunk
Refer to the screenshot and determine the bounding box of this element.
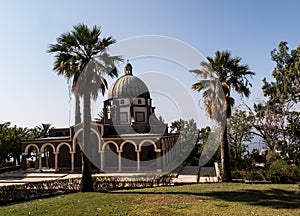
[80,83,93,192]
[80,151,93,192]
[220,122,232,182]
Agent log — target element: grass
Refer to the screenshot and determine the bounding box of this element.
[0,183,299,215]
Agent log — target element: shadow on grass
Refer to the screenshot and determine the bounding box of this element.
[113,187,300,209]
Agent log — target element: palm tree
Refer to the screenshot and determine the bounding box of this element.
[48,23,122,192]
[35,123,53,138]
[191,50,255,182]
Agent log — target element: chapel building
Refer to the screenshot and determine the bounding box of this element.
[21,63,179,173]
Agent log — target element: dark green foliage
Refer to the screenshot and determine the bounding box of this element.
[244,171,265,181]
[284,144,300,167]
[266,160,292,183]
[263,41,300,104]
[231,170,244,179]
[252,42,300,154]
[187,126,215,166]
[287,112,300,145]
[228,110,253,170]
[0,123,34,167]
[170,119,200,163]
[292,166,300,177]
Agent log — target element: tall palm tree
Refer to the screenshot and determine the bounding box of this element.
[191,50,255,182]
[48,23,122,192]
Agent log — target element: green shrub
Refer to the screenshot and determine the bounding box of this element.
[266,160,292,183]
[231,171,244,179]
[265,151,280,168]
[244,171,264,181]
[292,166,300,177]
[0,174,175,204]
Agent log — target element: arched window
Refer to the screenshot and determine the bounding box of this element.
[137,99,142,104]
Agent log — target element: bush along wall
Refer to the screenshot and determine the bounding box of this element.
[0,174,174,205]
[0,178,81,205]
[266,160,293,183]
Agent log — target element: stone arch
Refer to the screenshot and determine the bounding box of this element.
[120,140,137,151]
[24,144,40,155]
[57,142,72,153]
[58,144,72,171]
[40,143,55,169]
[139,139,158,151]
[102,141,119,152]
[40,143,56,153]
[23,143,40,170]
[102,141,119,171]
[139,140,157,171]
[72,127,101,152]
[120,141,138,171]
[72,128,83,151]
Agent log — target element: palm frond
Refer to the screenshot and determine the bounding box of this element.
[192,50,255,120]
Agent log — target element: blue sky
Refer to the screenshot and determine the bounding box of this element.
[0,0,299,128]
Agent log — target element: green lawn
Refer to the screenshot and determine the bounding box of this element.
[0,183,299,216]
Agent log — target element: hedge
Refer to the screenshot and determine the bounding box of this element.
[0,174,174,205]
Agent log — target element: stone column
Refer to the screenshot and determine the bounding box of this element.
[170,143,173,163]
[168,141,172,167]
[161,140,166,171]
[70,151,75,172]
[100,151,104,172]
[135,149,141,171]
[166,144,170,165]
[117,150,122,172]
[54,152,59,172]
[38,153,42,171]
[45,147,49,169]
[155,149,162,172]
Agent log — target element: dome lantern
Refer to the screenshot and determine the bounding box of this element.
[124,61,133,75]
